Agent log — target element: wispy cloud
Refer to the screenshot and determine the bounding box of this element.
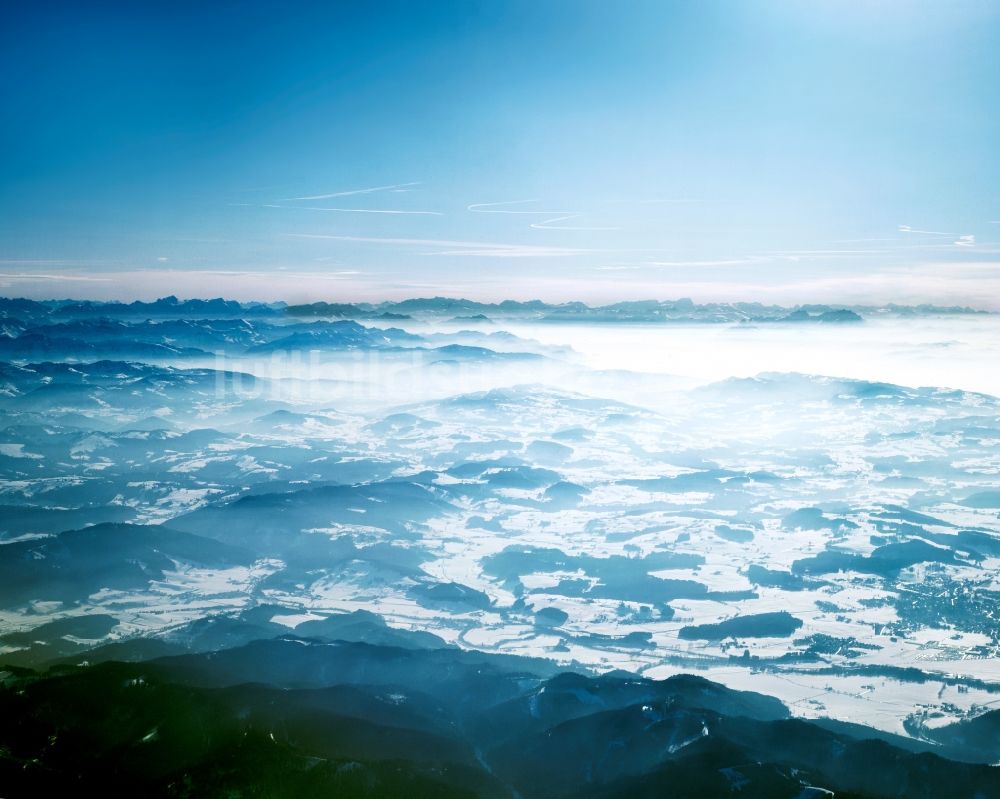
[592,246,933,272]
[632,197,704,205]
[644,257,771,268]
[0,259,118,267]
[468,199,618,231]
[181,269,366,281]
[468,199,576,215]
[295,206,442,215]
[0,272,114,282]
[529,215,619,231]
[767,248,883,256]
[597,257,772,271]
[281,182,420,201]
[288,233,588,258]
[832,237,903,243]
[898,224,952,235]
[954,234,975,247]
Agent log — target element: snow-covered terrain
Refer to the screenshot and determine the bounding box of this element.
[2,297,999,746]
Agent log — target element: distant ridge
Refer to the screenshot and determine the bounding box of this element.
[1,295,991,326]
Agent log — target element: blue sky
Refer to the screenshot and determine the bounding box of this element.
[2,0,999,305]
